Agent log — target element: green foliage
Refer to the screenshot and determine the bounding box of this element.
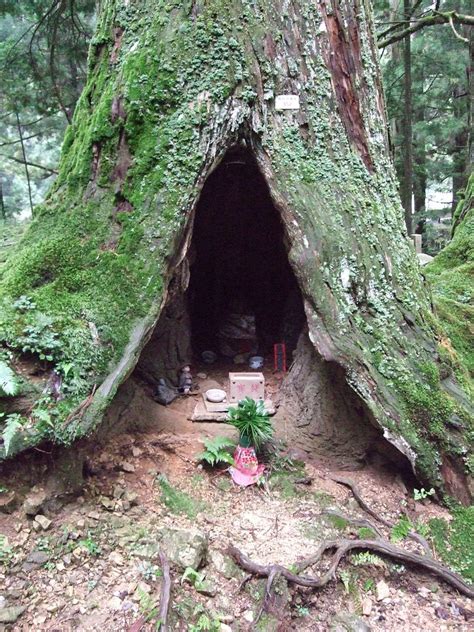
[351,551,385,568]
[157,474,204,519]
[429,505,474,582]
[227,397,273,450]
[181,567,207,591]
[0,359,19,395]
[0,534,14,567]
[196,436,235,467]
[357,527,377,540]
[413,487,435,501]
[1,413,23,456]
[78,533,101,556]
[188,613,221,632]
[391,515,413,542]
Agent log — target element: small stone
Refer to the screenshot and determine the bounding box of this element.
[88,511,102,520]
[22,488,47,516]
[243,611,254,623]
[34,514,52,530]
[24,550,49,568]
[76,518,86,528]
[131,447,142,457]
[121,462,135,473]
[196,372,207,379]
[0,597,7,609]
[376,580,390,602]
[113,486,125,499]
[100,496,115,511]
[109,596,122,611]
[109,552,124,565]
[362,597,373,616]
[220,625,232,632]
[0,605,27,623]
[123,490,139,506]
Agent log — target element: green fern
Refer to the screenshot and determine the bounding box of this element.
[391,514,413,542]
[2,414,23,456]
[196,436,235,467]
[0,360,19,397]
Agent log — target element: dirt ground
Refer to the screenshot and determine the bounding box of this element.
[1,368,473,631]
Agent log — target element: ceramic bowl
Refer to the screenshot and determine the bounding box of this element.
[205,388,226,403]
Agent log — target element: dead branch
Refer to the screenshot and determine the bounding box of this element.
[329,475,432,556]
[378,11,474,48]
[159,551,171,632]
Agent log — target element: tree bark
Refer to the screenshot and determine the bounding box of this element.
[0,0,471,501]
[401,0,413,234]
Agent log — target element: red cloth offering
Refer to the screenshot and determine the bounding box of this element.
[229,445,265,486]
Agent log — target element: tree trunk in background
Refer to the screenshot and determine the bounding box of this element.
[401,0,413,233]
[0,0,471,501]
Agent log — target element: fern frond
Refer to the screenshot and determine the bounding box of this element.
[0,361,19,397]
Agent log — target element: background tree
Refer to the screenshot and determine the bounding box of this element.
[0,0,95,218]
[375,0,473,251]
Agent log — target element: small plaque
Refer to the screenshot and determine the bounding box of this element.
[275,94,300,110]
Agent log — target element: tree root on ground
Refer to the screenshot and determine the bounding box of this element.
[158,551,171,632]
[329,475,432,556]
[228,538,474,624]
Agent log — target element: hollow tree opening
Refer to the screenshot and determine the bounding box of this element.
[189,147,305,358]
[125,145,411,474]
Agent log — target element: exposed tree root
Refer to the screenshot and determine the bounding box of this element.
[159,551,171,632]
[329,475,432,556]
[228,538,474,622]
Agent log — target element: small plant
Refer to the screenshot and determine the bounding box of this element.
[295,605,310,617]
[181,567,207,591]
[363,578,375,593]
[188,612,221,632]
[78,533,101,556]
[196,436,235,467]
[351,551,385,568]
[138,561,163,582]
[137,586,160,625]
[0,534,14,567]
[13,295,36,312]
[227,397,273,450]
[390,514,413,542]
[413,487,435,501]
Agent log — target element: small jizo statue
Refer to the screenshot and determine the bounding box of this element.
[178,365,193,395]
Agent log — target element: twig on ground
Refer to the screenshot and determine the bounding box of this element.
[329,475,432,556]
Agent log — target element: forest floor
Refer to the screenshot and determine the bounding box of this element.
[1,374,473,631]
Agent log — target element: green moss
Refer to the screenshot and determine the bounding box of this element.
[429,505,474,582]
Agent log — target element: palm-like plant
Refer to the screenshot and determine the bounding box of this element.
[227,397,273,451]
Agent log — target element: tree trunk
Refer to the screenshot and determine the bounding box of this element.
[400,0,413,234]
[0,0,471,501]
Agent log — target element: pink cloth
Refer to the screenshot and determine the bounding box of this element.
[229,445,265,486]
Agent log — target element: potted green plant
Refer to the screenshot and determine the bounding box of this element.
[227,397,273,451]
[227,397,273,486]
